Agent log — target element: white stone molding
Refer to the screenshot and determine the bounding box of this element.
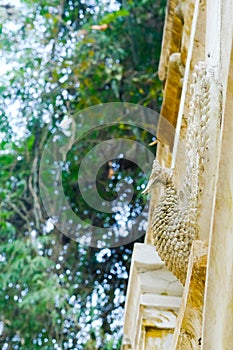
[121,243,183,350]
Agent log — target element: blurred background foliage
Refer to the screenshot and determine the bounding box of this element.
[0,0,166,348]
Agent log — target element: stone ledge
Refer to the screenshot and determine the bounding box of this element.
[121,243,183,350]
[171,240,208,350]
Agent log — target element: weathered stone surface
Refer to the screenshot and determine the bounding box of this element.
[123,0,233,349]
[171,240,207,349]
[121,243,182,350]
[158,0,179,81]
[159,52,183,136]
[202,13,233,348]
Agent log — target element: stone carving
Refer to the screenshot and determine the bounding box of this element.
[143,62,221,285]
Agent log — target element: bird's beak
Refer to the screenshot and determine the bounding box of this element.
[142,175,159,195]
[142,186,149,195]
[148,139,160,146]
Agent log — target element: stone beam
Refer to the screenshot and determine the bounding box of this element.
[202,0,233,345]
[171,240,207,350]
[121,243,183,350]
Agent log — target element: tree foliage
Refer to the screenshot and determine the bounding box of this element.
[0,0,166,348]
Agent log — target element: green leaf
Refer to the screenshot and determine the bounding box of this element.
[100,9,130,24]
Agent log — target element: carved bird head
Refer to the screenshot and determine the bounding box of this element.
[142,160,173,194]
